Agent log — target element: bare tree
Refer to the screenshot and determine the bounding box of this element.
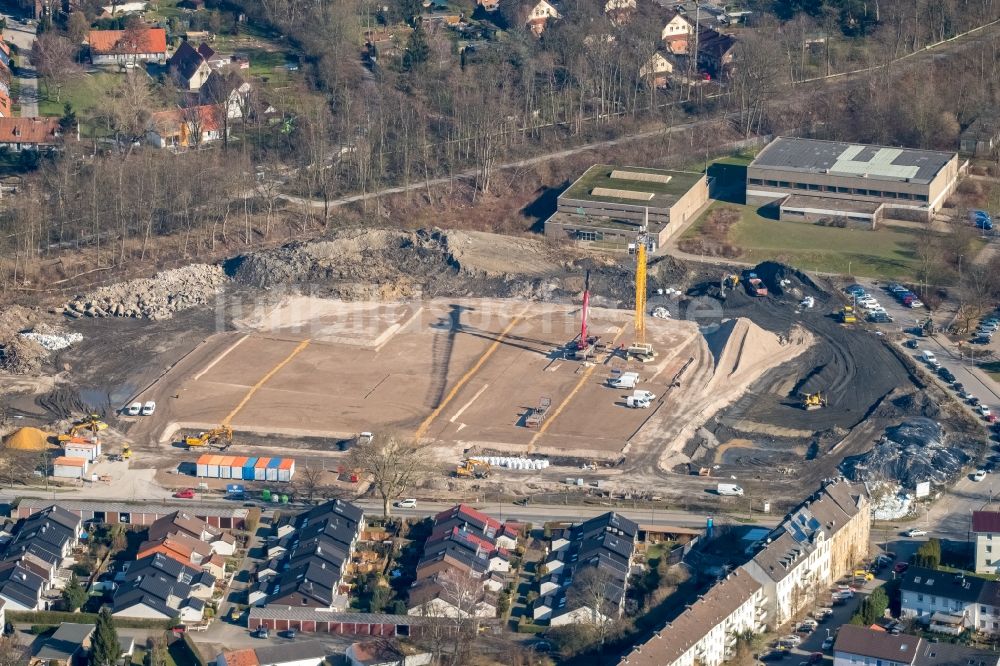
[348,434,426,516]
[297,464,327,504]
[32,33,81,102]
[566,565,623,646]
[0,634,27,666]
[102,70,155,150]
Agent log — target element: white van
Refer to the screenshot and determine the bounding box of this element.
[717,483,744,496]
[633,390,656,402]
[921,350,937,365]
[626,396,651,409]
[609,372,639,389]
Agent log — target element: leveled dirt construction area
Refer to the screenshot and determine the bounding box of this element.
[127,294,810,464]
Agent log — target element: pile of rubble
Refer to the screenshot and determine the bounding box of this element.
[63,265,228,320]
[840,417,968,486]
[20,323,82,351]
[0,336,45,374]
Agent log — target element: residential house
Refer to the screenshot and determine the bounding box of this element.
[147,105,226,149]
[250,499,364,610]
[526,0,560,35]
[200,70,254,120]
[148,510,237,556]
[346,641,432,666]
[661,13,695,54]
[640,52,673,88]
[616,570,765,666]
[899,567,986,634]
[137,531,227,579]
[216,640,331,666]
[0,504,83,610]
[0,117,72,152]
[0,561,47,611]
[168,40,214,90]
[972,510,1000,574]
[534,512,638,626]
[28,622,99,666]
[960,114,1000,158]
[88,27,168,65]
[113,552,215,621]
[741,478,869,628]
[696,26,737,78]
[407,505,518,618]
[832,625,999,666]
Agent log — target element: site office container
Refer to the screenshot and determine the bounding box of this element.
[254,457,270,481]
[231,456,249,480]
[243,457,258,481]
[206,454,223,478]
[277,458,295,482]
[196,454,212,478]
[266,458,281,482]
[220,457,233,479]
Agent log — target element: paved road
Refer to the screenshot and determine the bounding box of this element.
[2,19,38,117]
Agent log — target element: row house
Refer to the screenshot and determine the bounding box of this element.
[898,566,1000,636]
[0,505,82,611]
[113,552,214,621]
[833,625,999,666]
[148,510,237,556]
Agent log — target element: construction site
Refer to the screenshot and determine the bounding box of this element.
[0,228,985,508]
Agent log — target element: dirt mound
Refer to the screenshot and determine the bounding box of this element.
[840,417,969,486]
[64,265,228,320]
[706,317,810,384]
[0,305,38,342]
[0,336,45,374]
[3,426,51,451]
[227,228,571,300]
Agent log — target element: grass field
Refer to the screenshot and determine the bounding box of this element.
[38,72,118,121]
[684,201,925,279]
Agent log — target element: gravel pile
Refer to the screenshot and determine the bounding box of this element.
[63,265,228,320]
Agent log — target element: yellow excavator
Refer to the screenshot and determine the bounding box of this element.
[724,274,740,289]
[454,459,491,479]
[185,426,234,450]
[802,392,827,410]
[57,415,108,442]
[122,444,132,460]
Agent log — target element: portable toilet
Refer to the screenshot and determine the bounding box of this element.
[243,457,258,480]
[254,457,270,481]
[262,489,272,502]
[266,458,281,481]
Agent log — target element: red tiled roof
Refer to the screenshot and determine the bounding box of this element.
[973,510,1000,533]
[88,28,167,55]
[53,456,86,467]
[0,117,62,144]
[221,649,259,666]
[150,105,223,135]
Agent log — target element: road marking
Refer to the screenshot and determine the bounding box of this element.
[451,384,489,422]
[415,315,523,440]
[529,325,628,450]
[222,339,311,426]
[194,335,248,381]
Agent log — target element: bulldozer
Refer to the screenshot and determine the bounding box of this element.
[802,392,827,410]
[185,426,234,450]
[57,414,108,441]
[454,459,491,479]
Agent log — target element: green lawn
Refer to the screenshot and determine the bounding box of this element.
[686,201,925,279]
[980,361,1000,383]
[37,72,118,121]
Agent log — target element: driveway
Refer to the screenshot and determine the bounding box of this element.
[2,18,38,117]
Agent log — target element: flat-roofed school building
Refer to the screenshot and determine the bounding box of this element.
[746,137,961,223]
[545,165,709,250]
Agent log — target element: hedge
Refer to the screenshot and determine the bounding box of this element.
[8,610,175,629]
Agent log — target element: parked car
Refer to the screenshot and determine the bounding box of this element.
[254,627,269,639]
[396,498,417,508]
[822,637,835,650]
[141,400,156,416]
[283,628,297,639]
[174,488,195,499]
[905,339,919,349]
[125,402,142,416]
[981,405,993,419]
[974,469,988,482]
[845,285,866,296]
[780,635,803,647]
[905,528,928,537]
[909,299,925,308]
[893,562,910,574]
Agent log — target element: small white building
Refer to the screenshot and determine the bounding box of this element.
[64,441,100,462]
[52,456,88,479]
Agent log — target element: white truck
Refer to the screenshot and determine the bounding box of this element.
[609,371,640,389]
[717,483,744,496]
[626,396,651,409]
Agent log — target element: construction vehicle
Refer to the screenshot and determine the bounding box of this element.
[454,459,491,478]
[122,444,132,460]
[57,415,108,441]
[802,392,827,410]
[628,223,656,362]
[571,271,600,360]
[839,306,857,324]
[745,272,767,297]
[724,274,740,289]
[184,426,233,450]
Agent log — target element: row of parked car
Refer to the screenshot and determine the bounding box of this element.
[843,284,894,323]
[971,314,1000,345]
[919,350,993,419]
[883,282,925,309]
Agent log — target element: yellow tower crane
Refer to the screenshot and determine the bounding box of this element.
[627,221,656,362]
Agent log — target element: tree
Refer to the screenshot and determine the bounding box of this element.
[914,538,941,568]
[32,33,81,102]
[62,572,87,611]
[297,465,327,504]
[566,566,622,646]
[348,434,426,517]
[0,634,26,666]
[101,70,154,149]
[90,608,121,666]
[59,103,77,135]
[67,12,90,47]
[402,22,430,71]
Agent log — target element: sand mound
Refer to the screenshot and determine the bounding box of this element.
[706,318,808,386]
[4,426,51,451]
